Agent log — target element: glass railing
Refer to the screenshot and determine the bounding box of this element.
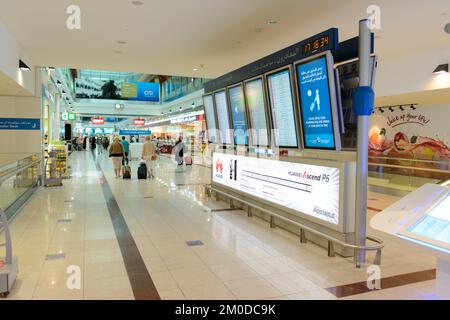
[0,153,41,221]
[368,156,450,193]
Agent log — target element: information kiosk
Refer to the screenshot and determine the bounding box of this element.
[371,183,450,298]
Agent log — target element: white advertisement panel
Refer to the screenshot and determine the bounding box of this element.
[212,153,340,225]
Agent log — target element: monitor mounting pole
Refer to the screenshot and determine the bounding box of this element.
[354,19,375,268]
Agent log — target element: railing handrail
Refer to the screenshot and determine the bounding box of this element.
[368,162,450,174]
[368,155,450,165]
[205,185,384,253]
[0,158,41,185]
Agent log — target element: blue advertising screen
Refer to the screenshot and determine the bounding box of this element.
[228,84,248,145]
[129,82,160,102]
[296,56,336,149]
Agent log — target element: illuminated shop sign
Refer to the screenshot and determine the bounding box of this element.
[92,118,104,125]
[134,119,145,126]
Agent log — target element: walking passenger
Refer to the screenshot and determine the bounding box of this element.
[109,137,125,178]
[141,136,156,178]
[121,136,130,165]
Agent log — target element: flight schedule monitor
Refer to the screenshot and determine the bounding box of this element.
[203,94,218,143]
[295,51,340,150]
[244,78,270,147]
[266,68,298,148]
[228,84,248,145]
[214,90,233,145]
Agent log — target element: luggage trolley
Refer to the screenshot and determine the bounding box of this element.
[0,208,18,298]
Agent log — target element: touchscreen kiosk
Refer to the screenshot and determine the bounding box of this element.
[228,84,249,146]
[371,183,450,298]
[295,51,341,151]
[266,67,299,148]
[214,90,233,145]
[203,94,218,143]
[244,77,270,147]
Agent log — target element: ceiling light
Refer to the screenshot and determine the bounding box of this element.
[115,51,122,54]
[192,102,196,109]
[411,104,416,110]
[131,0,143,5]
[117,40,127,44]
[254,27,263,33]
[389,107,394,112]
[379,108,384,113]
[48,67,56,71]
[193,68,198,71]
[267,19,278,25]
[179,106,183,111]
[19,59,30,71]
[399,106,404,111]
[433,64,449,74]
[56,80,62,86]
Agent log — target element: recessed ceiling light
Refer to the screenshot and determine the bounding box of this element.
[267,19,278,25]
[254,27,263,33]
[193,68,198,71]
[115,51,122,54]
[132,0,143,5]
[19,59,30,71]
[117,40,127,44]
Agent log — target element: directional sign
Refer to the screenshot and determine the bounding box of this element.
[0,118,40,130]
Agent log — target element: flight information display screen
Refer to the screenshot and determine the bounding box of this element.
[203,94,218,143]
[228,84,248,145]
[296,54,336,150]
[266,69,298,148]
[408,194,450,244]
[214,90,233,145]
[244,78,269,147]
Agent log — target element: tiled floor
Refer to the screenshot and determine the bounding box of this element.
[0,151,439,300]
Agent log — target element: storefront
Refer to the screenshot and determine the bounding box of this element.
[147,113,206,154]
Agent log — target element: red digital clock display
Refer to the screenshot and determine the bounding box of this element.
[303,35,330,54]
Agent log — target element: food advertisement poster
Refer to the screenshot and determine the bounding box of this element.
[369,105,450,178]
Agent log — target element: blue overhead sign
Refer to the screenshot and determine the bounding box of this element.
[119,129,151,136]
[0,118,40,130]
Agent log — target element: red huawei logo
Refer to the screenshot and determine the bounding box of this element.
[216,160,223,173]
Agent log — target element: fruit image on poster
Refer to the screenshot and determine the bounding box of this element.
[369,105,450,179]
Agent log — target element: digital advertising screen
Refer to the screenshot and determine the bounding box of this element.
[244,78,270,147]
[212,153,340,226]
[228,84,248,145]
[296,54,337,150]
[266,68,298,148]
[203,94,218,143]
[214,90,233,145]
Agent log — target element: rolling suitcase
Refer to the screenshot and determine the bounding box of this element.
[185,156,193,166]
[122,165,131,179]
[137,162,147,179]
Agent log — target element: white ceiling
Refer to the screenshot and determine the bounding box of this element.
[0,0,449,78]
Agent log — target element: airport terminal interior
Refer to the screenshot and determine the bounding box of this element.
[0,0,450,301]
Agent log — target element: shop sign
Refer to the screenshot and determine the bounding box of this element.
[119,129,151,136]
[134,119,145,126]
[92,118,104,125]
[62,112,77,121]
[170,115,198,124]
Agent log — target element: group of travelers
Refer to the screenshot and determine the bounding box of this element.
[109,135,156,179]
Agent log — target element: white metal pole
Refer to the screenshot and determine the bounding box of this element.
[355,19,371,267]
